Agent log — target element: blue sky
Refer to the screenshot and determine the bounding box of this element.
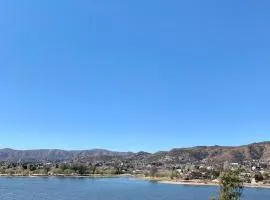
[0,0,269,152]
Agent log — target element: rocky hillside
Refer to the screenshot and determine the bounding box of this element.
[138,142,270,165]
[1,142,270,164]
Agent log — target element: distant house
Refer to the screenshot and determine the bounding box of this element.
[230,163,239,166]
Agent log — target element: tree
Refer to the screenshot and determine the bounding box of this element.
[170,169,179,180]
[263,172,269,180]
[63,168,74,175]
[149,166,158,177]
[211,169,243,200]
[88,165,97,174]
[27,164,36,171]
[44,165,51,174]
[219,169,243,200]
[113,162,122,175]
[59,163,69,172]
[254,172,264,182]
[72,164,88,175]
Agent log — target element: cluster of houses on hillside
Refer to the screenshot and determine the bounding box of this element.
[1,157,270,183]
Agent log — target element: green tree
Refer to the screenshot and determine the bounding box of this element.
[211,169,243,200]
[263,172,269,180]
[27,164,36,171]
[60,163,69,171]
[149,166,158,177]
[170,169,179,180]
[88,165,97,174]
[72,164,88,175]
[254,172,264,182]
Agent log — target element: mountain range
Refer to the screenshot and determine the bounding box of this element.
[0,141,270,164]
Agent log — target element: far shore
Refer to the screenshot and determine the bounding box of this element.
[137,176,270,189]
[159,180,270,189]
[1,174,270,189]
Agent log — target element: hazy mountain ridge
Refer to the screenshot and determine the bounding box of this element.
[1,141,270,164]
[0,148,133,162]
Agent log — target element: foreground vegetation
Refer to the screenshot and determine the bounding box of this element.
[210,169,243,200]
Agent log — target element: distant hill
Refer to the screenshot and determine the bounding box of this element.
[140,141,270,165]
[0,148,133,162]
[1,141,270,164]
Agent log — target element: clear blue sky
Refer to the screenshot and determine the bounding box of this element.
[0,0,269,152]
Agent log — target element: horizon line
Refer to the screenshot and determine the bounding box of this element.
[1,140,269,153]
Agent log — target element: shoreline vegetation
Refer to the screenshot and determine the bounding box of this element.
[1,174,270,189]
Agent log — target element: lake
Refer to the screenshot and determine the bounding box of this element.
[0,177,270,200]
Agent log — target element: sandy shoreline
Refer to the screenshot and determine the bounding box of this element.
[158,180,270,189]
[135,176,270,189]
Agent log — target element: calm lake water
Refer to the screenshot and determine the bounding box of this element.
[0,177,270,200]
